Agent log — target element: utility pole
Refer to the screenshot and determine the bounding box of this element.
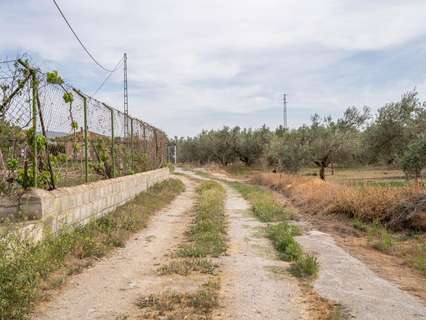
[123,52,129,137]
[283,93,288,130]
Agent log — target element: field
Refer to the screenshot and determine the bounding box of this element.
[300,166,426,188]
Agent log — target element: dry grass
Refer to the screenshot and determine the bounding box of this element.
[136,280,219,319]
[157,258,216,276]
[252,172,425,229]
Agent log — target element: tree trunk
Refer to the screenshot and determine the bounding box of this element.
[319,165,325,180]
[0,149,5,170]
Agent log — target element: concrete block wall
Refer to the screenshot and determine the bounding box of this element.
[1,168,170,240]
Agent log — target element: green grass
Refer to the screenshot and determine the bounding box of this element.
[266,223,302,261]
[366,222,393,252]
[231,182,291,222]
[289,255,319,278]
[0,179,184,320]
[232,181,318,278]
[410,247,426,276]
[178,181,227,258]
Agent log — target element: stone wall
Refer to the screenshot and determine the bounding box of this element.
[1,168,170,241]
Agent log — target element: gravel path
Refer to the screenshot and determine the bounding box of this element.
[33,176,196,320]
[216,184,306,320]
[297,230,426,320]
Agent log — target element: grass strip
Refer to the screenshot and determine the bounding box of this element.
[0,179,184,320]
[177,180,227,258]
[232,182,319,278]
[231,182,291,222]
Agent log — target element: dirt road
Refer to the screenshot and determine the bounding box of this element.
[33,170,426,319]
[33,176,196,320]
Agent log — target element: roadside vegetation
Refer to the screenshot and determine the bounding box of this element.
[143,180,226,319]
[232,182,319,278]
[0,179,184,320]
[252,172,423,229]
[252,172,426,277]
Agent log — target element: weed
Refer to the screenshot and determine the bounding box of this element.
[367,223,393,252]
[289,255,319,278]
[352,218,368,232]
[157,258,216,276]
[408,244,426,276]
[328,304,351,320]
[266,223,303,261]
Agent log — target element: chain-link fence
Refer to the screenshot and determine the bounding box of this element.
[0,59,167,195]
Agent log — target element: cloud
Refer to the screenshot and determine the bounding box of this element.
[1,0,426,136]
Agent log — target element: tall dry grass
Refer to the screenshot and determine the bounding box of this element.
[251,172,426,229]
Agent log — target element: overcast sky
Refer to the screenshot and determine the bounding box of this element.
[2,0,426,136]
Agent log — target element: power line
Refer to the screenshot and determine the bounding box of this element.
[92,56,124,97]
[51,0,117,72]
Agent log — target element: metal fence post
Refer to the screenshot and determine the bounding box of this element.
[31,70,38,188]
[74,89,88,183]
[110,107,116,178]
[130,117,134,173]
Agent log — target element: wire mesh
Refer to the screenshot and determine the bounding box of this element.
[0,61,168,195]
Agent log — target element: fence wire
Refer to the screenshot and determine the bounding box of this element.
[0,60,167,195]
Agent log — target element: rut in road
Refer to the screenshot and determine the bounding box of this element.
[215,183,308,320]
[33,176,196,320]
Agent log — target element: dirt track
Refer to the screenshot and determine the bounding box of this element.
[33,176,196,320]
[32,170,426,319]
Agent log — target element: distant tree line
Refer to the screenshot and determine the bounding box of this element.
[176,91,426,182]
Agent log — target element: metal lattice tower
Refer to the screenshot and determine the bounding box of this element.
[123,52,129,136]
[283,93,288,130]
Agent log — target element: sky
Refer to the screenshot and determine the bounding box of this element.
[2,0,426,137]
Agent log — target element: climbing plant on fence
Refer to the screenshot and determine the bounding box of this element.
[0,58,167,195]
